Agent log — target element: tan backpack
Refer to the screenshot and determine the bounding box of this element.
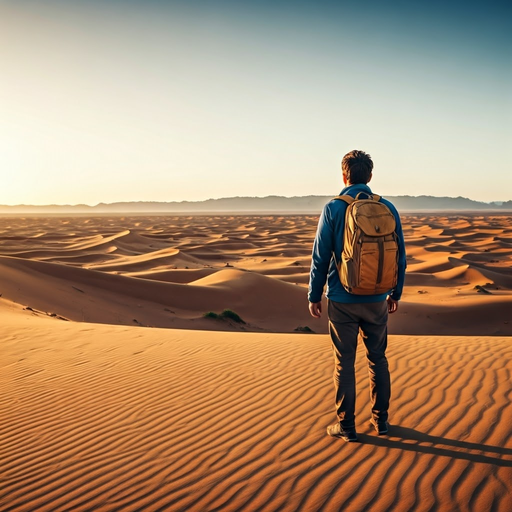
[334,193,399,295]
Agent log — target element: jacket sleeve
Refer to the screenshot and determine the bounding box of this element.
[390,212,407,301]
[308,204,335,303]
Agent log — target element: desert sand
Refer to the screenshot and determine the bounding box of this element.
[1,213,511,511]
[0,213,510,335]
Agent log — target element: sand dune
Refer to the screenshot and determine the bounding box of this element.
[1,305,511,511]
[0,255,324,332]
[126,268,217,283]
[0,213,511,335]
[1,213,511,511]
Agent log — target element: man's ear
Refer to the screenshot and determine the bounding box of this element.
[343,174,348,185]
[367,172,373,183]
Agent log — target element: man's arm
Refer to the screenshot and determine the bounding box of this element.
[390,210,407,305]
[308,204,335,317]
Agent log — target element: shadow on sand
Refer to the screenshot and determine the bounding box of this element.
[355,425,512,466]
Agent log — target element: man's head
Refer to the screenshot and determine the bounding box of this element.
[341,150,373,185]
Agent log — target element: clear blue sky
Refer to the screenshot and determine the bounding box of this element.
[1,0,511,204]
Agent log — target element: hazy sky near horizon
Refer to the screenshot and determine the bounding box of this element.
[1,0,511,205]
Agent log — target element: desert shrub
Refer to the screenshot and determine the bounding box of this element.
[203,309,245,324]
[294,326,315,333]
[220,309,245,323]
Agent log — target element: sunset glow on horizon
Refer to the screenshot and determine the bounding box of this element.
[1,0,510,205]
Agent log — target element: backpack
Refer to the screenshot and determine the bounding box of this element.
[333,193,399,295]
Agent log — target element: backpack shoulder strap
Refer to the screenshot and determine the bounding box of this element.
[330,195,353,267]
[332,195,354,205]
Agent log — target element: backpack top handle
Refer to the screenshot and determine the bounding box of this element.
[354,192,381,201]
[332,193,381,203]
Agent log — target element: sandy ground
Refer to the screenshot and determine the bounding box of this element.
[1,213,511,511]
[0,213,510,335]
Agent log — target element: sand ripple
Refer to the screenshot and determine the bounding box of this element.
[0,214,510,334]
[1,313,511,511]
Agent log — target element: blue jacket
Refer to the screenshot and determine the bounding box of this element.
[308,183,406,304]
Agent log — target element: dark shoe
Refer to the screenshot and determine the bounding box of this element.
[370,419,389,435]
[327,423,358,442]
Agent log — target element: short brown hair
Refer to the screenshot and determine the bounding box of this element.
[341,150,373,184]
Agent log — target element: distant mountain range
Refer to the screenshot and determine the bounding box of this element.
[1,195,511,213]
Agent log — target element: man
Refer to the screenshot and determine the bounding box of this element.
[308,150,406,442]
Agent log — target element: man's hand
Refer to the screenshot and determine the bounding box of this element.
[387,296,399,314]
[309,302,322,318]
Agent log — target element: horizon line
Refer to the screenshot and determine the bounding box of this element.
[1,193,511,208]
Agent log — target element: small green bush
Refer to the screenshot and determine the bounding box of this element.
[203,309,245,324]
[220,309,245,324]
[294,326,315,333]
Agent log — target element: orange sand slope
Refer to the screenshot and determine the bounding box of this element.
[1,304,511,512]
[0,213,511,335]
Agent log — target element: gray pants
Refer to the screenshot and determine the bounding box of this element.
[328,299,391,428]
